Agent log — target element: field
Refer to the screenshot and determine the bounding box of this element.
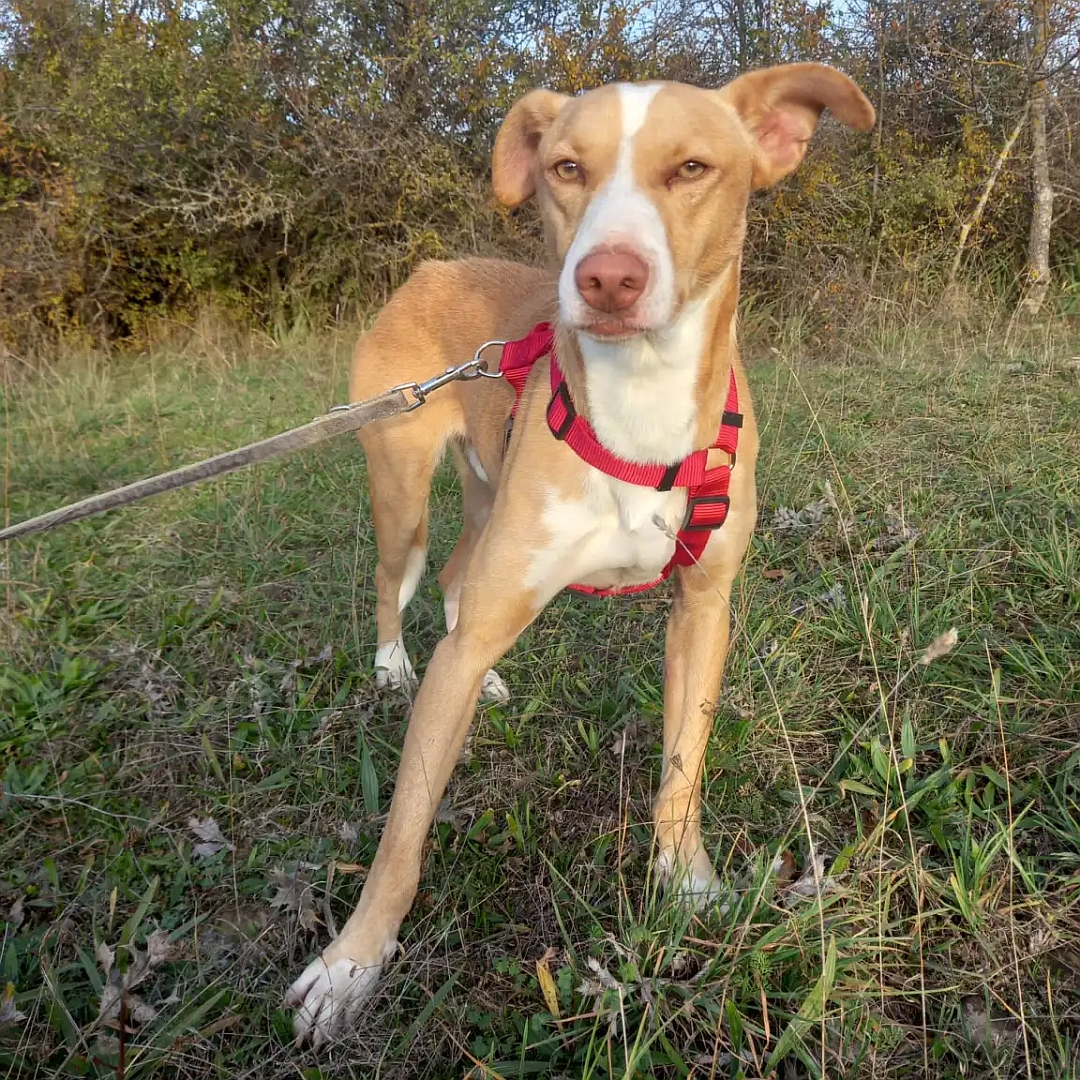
[2,312,1079,1079]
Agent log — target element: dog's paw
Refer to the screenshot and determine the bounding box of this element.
[671,869,734,914]
[479,668,510,703]
[373,640,417,692]
[657,850,733,915]
[286,950,385,1049]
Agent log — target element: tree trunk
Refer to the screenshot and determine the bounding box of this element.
[1019,0,1053,316]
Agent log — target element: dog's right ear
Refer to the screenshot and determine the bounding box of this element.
[492,90,571,208]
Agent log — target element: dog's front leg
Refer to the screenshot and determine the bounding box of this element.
[287,554,543,1047]
[654,561,738,909]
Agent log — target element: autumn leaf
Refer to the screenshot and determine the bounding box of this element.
[188,816,234,858]
[267,868,320,931]
[535,948,561,1019]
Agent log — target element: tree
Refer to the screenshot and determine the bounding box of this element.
[1019,0,1053,315]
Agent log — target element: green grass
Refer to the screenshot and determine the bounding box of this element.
[2,315,1079,1079]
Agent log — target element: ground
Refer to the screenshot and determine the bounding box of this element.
[1,314,1079,1079]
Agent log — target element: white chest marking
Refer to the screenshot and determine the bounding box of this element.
[580,298,710,465]
[525,473,686,594]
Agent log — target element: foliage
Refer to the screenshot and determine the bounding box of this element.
[1,0,1078,349]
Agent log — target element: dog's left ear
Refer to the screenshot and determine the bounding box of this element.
[492,89,571,207]
[718,63,875,189]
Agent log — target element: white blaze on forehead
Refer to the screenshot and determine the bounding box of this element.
[558,83,676,329]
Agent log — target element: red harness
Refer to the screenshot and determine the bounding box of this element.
[498,323,742,597]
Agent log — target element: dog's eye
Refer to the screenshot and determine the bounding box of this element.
[677,161,708,180]
[553,160,582,182]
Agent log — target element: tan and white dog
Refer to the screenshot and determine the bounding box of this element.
[286,62,874,1046]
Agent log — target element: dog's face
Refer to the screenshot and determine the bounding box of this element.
[493,64,874,341]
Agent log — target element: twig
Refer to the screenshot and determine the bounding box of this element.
[948,105,1029,290]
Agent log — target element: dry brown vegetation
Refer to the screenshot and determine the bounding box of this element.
[2,0,1079,356]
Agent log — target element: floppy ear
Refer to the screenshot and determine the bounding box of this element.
[492,89,571,207]
[718,63,875,189]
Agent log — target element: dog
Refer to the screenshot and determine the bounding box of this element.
[285,62,874,1047]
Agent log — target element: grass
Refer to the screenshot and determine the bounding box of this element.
[1,311,1079,1079]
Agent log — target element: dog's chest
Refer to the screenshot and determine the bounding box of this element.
[533,471,686,591]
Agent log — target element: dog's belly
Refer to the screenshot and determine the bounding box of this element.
[526,471,687,592]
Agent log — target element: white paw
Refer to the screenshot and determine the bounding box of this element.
[657,851,733,914]
[373,639,417,692]
[672,869,733,914]
[479,668,510,703]
[286,952,385,1048]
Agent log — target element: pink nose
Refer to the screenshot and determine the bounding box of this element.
[574,249,649,313]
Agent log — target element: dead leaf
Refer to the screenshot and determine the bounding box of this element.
[333,861,367,874]
[782,854,839,904]
[434,797,467,831]
[962,994,1019,1048]
[610,715,652,758]
[267,868,320,931]
[338,821,360,843]
[762,568,787,581]
[94,933,175,1034]
[6,898,24,930]
[95,940,116,974]
[535,948,561,1019]
[188,816,234,858]
[98,973,158,1032]
[772,850,798,885]
[0,984,26,1027]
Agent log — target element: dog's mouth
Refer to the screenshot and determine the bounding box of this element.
[578,318,648,342]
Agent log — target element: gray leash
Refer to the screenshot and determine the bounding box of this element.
[0,347,505,544]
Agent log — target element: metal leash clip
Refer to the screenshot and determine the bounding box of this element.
[330,341,506,414]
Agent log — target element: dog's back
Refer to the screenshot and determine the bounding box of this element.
[349,257,556,411]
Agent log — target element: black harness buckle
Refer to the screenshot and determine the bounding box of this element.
[682,494,731,532]
[547,381,577,441]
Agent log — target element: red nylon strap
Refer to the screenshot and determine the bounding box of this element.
[497,322,740,597]
[499,322,556,404]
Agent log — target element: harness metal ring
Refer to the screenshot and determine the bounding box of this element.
[471,339,508,377]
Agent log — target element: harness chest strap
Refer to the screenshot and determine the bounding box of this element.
[498,322,742,597]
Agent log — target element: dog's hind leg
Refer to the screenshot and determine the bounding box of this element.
[360,423,441,692]
[439,444,509,703]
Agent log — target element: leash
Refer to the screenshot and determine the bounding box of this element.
[0,345,506,544]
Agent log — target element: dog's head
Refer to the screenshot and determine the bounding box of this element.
[492,64,874,341]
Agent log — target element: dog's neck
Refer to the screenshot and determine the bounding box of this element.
[554,264,741,465]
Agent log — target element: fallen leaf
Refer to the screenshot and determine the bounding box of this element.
[772,850,798,884]
[6,898,24,930]
[338,821,360,843]
[188,816,234,858]
[94,932,175,1034]
[333,861,367,874]
[762,568,787,581]
[95,940,116,974]
[146,929,176,968]
[267,868,320,931]
[98,973,158,1032]
[535,948,561,1019]
[0,984,26,1027]
[782,855,839,904]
